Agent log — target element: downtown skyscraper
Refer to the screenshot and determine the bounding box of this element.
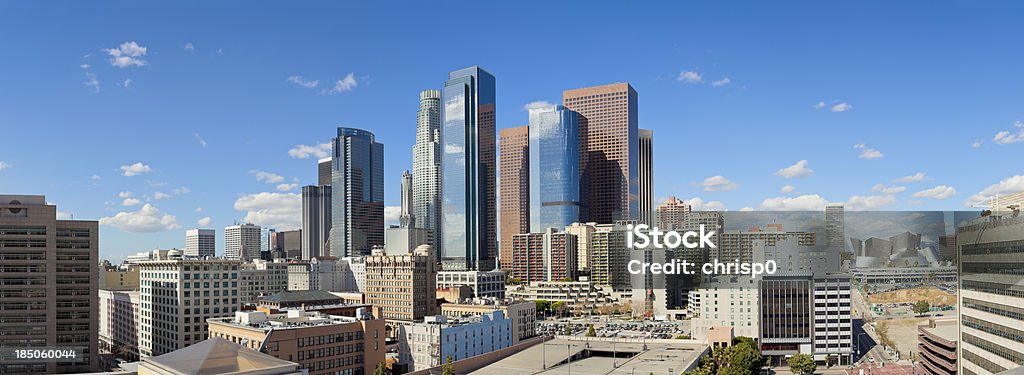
[441,66,497,271]
[563,83,639,224]
[639,128,654,225]
[330,127,385,258]
[528,105,582,232]
[301,184,331,259]
[498,125,529,270]
[413,89,443,257]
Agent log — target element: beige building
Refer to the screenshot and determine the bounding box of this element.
[563,82,639,223]
[719,224,815,263]
[564,222,597,274]
[137,337,303,375]
[0,195,99,374]
[99,288,142,362]
[440,299,536,344]
[138,258,242,357]
[499,125,530,270]
[589,223,630,287]
[655,196,692,230]
[507,280,613,313]
[208,310,386,375]
[240,259,289,303]
[364,248,437,323]
[99,260,140,288]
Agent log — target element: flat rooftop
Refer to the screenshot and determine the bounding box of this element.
[471,338,706,375]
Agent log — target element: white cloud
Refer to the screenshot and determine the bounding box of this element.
[871,184,906,194]
[813,101,826,109]
[691,175,739,192]
[830,102,852,112]
[105,41,148,68]
[118,191,133,198]
[759,194,830,211]
[197,217,212,227]
[912,185,957,200]
[0,161,12,171]
[775,160,814,178]
[965,175,1024,207]
[739,207,755,212]
[288,142,331,159]
[193,133,207,147]
[250,170,285,184]
[287,75,320,89]
[780,185,796,194]
[326,73,358,94]
[90,174,102,181]
[120,162,152,176]
[710,77,731,87]
[971,140,984,148]
[153,192,171,200]
[276,183,298,191]
[173,187,191,195]
[445,143,464,154]
[83,71,100,92]
[184,42,195,52]
[99,203,180,232]
[992,120,1024,145]
[845,194,897,211]
[523,101,554,111]
[122,78,132,88]
[896,172,928,183]
[853,143,884,159]
[384,206,402,226]
[677,70,703,83]
[80,64,91,69]
[195,207,203,213]
[122,198,142,206]
[684,197,727,211]
[233,192,302,230]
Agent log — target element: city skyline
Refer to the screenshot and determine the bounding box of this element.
[3,2,1024,261]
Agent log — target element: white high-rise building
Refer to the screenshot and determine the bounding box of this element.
[185,228,215,258]
[224,223,261,260]
[413,89,442,257]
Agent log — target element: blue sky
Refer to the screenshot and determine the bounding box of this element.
[2,1,1023,261]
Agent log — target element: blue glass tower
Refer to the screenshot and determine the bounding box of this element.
[529,105,581,232]
[329,127,385,258]
[441,66,497,271]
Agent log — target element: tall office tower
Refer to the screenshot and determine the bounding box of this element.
[957,213,1024,375]
[268,229,301,259]
[0,196,99,374]
[529,105,582,232]
[565,222,597,274]
[137,258,242,357]
[510,229,578,283]
[301,185,332,260]
[185,228,215,258]
[330,127,385,258]
[638,129,654,225]
[413,89,443,258]
[825,203,845,250]
[224,223,261,260]
[499,125,529,270]
[364,246,438,322]
[318,157,333,186]
[589,222,631,288]
[441,66,497,271]
[400,170,415,228]
[563,82,639,223]
[655,196,692,230]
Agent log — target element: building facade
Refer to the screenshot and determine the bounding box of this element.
[638,128,654,225]
[99,288,141,362]
[287,257,354,292]
[441,66,497,271]
[562,82,639,223]
[918,318,958,375]
[317,157,332,186]
[565,222,597,274]
[364,249,438,322]
[0,195,99,374]
[439,299,536,344]
[240,259,289,304]
[185,228,216,258]
[330,127,385,258]
[825,204,845,250]
[436,270,506,299]
[655,196,691,230]
[138,259,242,357]
[498,125,529,271]
[529,105,582,232]
[302,185,332,260]
[413,89,443,259]
[510,229,578,283]
[397,312,512,372]
[225,223,262,260]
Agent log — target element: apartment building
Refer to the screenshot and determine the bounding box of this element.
[240,259,289,303]
[510,229,578,283]
[507,280,614,313]
[436,269,506,299]
[440,298,536,344]
[397,311,512,372]
[364,249,437,323]
[98,288,141,362]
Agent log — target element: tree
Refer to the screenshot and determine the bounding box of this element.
[564,323,573,335]
[373,361,390,375]
[913,300,931,315]
[442,355,455,375]
[536,300,551,315]
[551,301,568,317]
[505,277,522,285]
[787,353,816,375]
[586,324,597,337]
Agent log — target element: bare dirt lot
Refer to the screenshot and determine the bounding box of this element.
[879,317,929,360]
[867,287,956,307]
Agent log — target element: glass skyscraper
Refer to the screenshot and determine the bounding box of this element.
[330,127,385,258]
[528,105,581,233]
[441,66,496,271]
